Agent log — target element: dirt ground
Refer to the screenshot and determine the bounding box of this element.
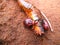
[0,0,60,45]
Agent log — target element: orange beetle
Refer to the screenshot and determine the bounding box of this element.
[17,0,53,35]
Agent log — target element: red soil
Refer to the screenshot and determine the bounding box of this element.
[0,0,60,45]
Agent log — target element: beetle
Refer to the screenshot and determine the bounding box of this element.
[18,0,53,35]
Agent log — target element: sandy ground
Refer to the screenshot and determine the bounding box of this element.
[0,0,60,45]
